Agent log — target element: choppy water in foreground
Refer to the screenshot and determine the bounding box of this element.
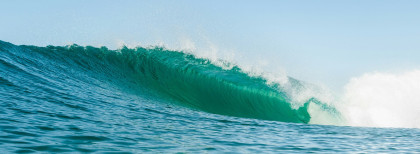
[1,40,419,153]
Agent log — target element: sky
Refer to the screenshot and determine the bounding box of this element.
[1,0,420,92]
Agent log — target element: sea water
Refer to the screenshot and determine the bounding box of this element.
[1,40,419,153]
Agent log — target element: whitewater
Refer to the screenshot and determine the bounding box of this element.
[1,40,419,153]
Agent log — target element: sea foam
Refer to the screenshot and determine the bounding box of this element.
[340,70,420,128]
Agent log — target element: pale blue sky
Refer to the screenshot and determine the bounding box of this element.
[1,0,420,91]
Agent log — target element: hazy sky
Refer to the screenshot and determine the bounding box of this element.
[1,0,420,91]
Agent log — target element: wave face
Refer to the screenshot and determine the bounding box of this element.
[0,40,331,124]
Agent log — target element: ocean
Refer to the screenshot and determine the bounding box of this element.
[1,40,419,153]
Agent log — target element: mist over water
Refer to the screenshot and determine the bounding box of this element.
[340,70,420,128]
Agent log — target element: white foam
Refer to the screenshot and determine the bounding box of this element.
[339,70,420,128]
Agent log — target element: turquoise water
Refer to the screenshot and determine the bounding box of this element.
[1,40,419,153]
